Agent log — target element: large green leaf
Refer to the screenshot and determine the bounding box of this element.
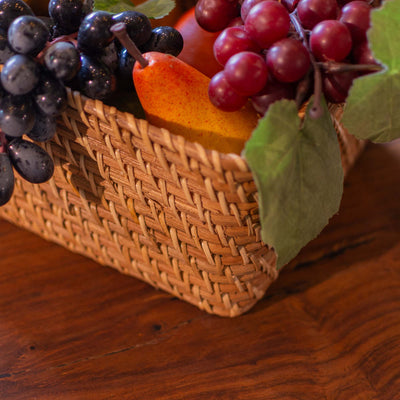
[341,0,400,142]
[94,0,175,18]
[243,99,344,269]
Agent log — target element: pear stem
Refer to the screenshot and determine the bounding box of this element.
[110,23,149,69]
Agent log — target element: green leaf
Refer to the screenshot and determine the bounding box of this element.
[94,0,136,13]
[94,0,175,19]
[134,0,175,19]
[243,98,344,269]
[341,0,400,142]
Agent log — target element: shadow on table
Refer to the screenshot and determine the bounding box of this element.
[253,140,400,310]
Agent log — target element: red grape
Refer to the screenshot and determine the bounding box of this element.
[337,0,368,7]
[208,71,248,111]
[195,0,239,32]
[227,17,244,27]
[244,1,290,49]
[266,38,311,83]
[213,26,260,66]
[310,20,352,61]
[240,0,268,22]
[280,0,300,13]
[339,1,371,44]
[251,78,295,114]
[224,51,268,96]
[297,0,337,30]
[322,70,358,103]
[352,40,379,66]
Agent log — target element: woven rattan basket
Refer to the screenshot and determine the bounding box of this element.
[0,88,365,317]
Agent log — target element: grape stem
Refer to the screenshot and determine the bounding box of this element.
[318,61,383,74]
[290,11,323,119]
[36,32,78,63]
[110,23,149,69]
[295,70,312,109]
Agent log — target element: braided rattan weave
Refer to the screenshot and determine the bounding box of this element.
[0,90,365,316]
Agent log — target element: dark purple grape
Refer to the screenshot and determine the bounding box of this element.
[99,41,118,72]
[7,137,54,183]
[7,15,50,56]
[0,94,35,137]
[0,79,5,97]
[43,41,81,81]
[77,10,114,54]
[117,46,134,88]
[140,26,184,57]
[75,54,114,99]
[37,16,55,34]
[48,0,93,35]
[27,111,57,142]
[111,11,152,47]
[33,70,67,116]
[0,152,14,206]
[0,0,34,30]
[0,26,15,63]
[0,54,40,95]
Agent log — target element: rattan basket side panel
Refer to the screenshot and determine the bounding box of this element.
[0,91,275,317]
[329,104,367,174]
[0,90,366,317]
[79,96,277,317]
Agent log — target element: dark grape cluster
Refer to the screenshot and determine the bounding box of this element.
[195,0,381,114]
[0,0,184,206]
[0,1,64,206]
[71,8,183,96]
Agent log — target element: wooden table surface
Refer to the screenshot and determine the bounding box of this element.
[1,139,400,400]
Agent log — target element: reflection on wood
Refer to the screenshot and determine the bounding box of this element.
[1,141,400,400]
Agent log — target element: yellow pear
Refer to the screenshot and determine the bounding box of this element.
[132,52,259,154]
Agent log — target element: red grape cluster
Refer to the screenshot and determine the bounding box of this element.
[195,0,381,115]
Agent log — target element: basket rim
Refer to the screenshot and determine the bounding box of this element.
[70,88,349,175]
[68,88,252,174]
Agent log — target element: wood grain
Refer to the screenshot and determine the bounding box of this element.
[1,140,400,400]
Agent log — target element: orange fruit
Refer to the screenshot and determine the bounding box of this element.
[174,7,223,78]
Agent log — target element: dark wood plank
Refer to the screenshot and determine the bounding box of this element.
[1,140,400,400]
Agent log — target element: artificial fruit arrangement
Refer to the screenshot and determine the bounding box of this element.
[107,0,400,269]
[175,0,399,268]
[0,0,399,273]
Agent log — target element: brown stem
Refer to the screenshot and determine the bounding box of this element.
[290,12,323,119]
[110,23,149,69]
[295,69,312,108]
[36,32,78,64]
[318,61,383,74]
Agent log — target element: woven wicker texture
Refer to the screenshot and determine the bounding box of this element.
[0,90,365,317]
